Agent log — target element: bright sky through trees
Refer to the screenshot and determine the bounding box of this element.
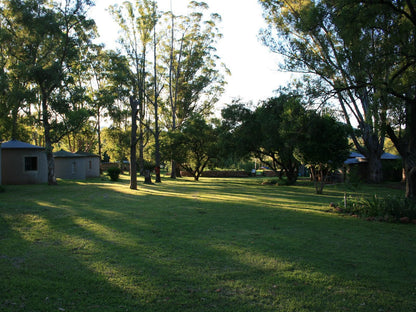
[88,0,291,109]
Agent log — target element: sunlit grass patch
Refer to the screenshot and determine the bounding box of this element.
[0,177,415,311]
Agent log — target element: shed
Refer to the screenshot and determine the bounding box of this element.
[0,139,48,185]
[53,150,87,180]
[75,151,100,178]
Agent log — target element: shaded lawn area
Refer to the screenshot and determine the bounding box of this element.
[0,176,415,311]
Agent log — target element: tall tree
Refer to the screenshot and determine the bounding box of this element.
[87,47,130,159]
[332,0,416,198]
[110,0,156,189]
[260,0,386,183]
[162,1,228,178]
[1,0,96,185]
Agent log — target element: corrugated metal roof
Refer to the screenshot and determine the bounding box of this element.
[53,149,83,158]
[76,151,100,158]
[0,139,44,149]
[344,151,401,165]
[381,152,401,160]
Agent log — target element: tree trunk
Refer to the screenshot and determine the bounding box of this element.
[387,99,416,200]
[130,97,138,190]
[367,154,383,183]
[46,144,57,185]
[170,160,177,179]
[144,169,152,184]
[405,163,416,199]
[42,94,57,185]
[285,165,298,185]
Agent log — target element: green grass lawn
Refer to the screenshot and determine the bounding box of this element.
[1,175,415,311]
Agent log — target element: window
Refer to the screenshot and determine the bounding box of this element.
[89,160,92,170]
[25,156,38,171]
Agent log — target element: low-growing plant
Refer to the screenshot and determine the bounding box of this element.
[107,166,121,181]
[340,194,416,221]
[261,178,279,185]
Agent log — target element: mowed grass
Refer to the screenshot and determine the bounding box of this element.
[0,175,415,311]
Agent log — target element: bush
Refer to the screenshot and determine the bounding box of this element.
[107,166,121,181]
[339,194,416,221]
[143,160,156,172]
[0,185,5,193]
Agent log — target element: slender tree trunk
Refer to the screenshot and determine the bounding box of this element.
[130,97,138,190]
[153,14,161,183]
[169,13,177,180]
[138,126,144,176]
[97,108,102,161]
[42,94,57,185]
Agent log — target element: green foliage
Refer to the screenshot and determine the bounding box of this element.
[340,194,416,221]
[163,114,219,180]
[107,166,121,181]
[345,166,363,191]
[101,127,130,163]
[221,92,306,185]
[296,113,350,194]
[143,159,156,171]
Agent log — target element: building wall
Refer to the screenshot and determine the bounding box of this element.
[1,149,48,184]
[85,156,100,178]
[55,157,87,180]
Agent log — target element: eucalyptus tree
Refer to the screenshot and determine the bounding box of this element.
[0,0,96,185]
[109,0,157,189]
[161,1,228,178]
[259,0,387,183]
[330,0,416,198]
[87,46,131,159]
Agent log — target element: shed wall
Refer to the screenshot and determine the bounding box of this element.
[1,149,48,184]
[85,156,100,178]
[55,158,87,180]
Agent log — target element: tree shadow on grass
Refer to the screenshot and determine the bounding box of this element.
[1,180,415,311]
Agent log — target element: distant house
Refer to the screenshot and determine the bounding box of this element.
[54,150,87,180]
[53,150,100,180]
[75,151,100,178]
[0,139,48,185]
[344,151,402,181]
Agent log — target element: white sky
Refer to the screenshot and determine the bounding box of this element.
[88,0,292,111]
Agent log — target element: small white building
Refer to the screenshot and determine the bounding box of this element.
[53,150,101,180]
[76,151,100,178]
[54,150,87,180]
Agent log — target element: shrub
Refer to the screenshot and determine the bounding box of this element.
[107,166,121,181]
[339,194,416,222]
[260,177,291,186]
[345,166,363,191]
[261,178,279,185]
[0,185,5,193]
